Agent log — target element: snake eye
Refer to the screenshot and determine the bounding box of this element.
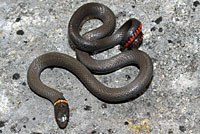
[54,101,69,129]
[120,18,143,49]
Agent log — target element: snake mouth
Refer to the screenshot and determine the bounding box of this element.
[54,100,69,129]
[120,18,143,49]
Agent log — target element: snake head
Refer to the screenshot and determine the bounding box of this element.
[120,18,143,49]
[54,100,69,129]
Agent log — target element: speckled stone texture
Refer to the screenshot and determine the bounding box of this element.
[0,0,199,134]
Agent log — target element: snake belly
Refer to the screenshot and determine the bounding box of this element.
[27,2,153,129]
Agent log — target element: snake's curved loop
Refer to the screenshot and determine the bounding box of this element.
[68,2,143,54]
[27,3,153,129]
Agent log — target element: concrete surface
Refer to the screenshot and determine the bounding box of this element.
[0,0,199,134]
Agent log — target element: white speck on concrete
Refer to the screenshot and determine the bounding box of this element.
[172,73,199,92]
[0,90,10,114]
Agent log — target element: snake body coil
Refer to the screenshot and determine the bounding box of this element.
[27,3,153,129]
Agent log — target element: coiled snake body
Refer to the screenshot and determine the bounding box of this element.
[27,3,153,129]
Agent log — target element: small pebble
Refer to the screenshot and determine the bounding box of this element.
[0,121,6,128]
[84,105,92,111]
[168,129,173,134]
[101,104,107,109]
[147,102,151,107]
[158,28,163,32]
[151,27,156,31]
[12,73,20,80]
[108,129,114,133]
[168,40,173,43]
[125,75,131,81]
[193,1,200,7]
[15,18,21,22]
[91,130,97,134]
[179,126,186,132]
[154,16,162,24]
[16,30,24,35]
[22,82,26,86]
[124,121,129,125]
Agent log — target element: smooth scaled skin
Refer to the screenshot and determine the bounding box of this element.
[27,2,153,129]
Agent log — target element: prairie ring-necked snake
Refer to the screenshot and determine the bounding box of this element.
[27,2,153,129]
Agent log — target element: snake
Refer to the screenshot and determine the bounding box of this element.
[27,3,153,129]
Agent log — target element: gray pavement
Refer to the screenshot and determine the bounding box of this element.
[0,0,199,134]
